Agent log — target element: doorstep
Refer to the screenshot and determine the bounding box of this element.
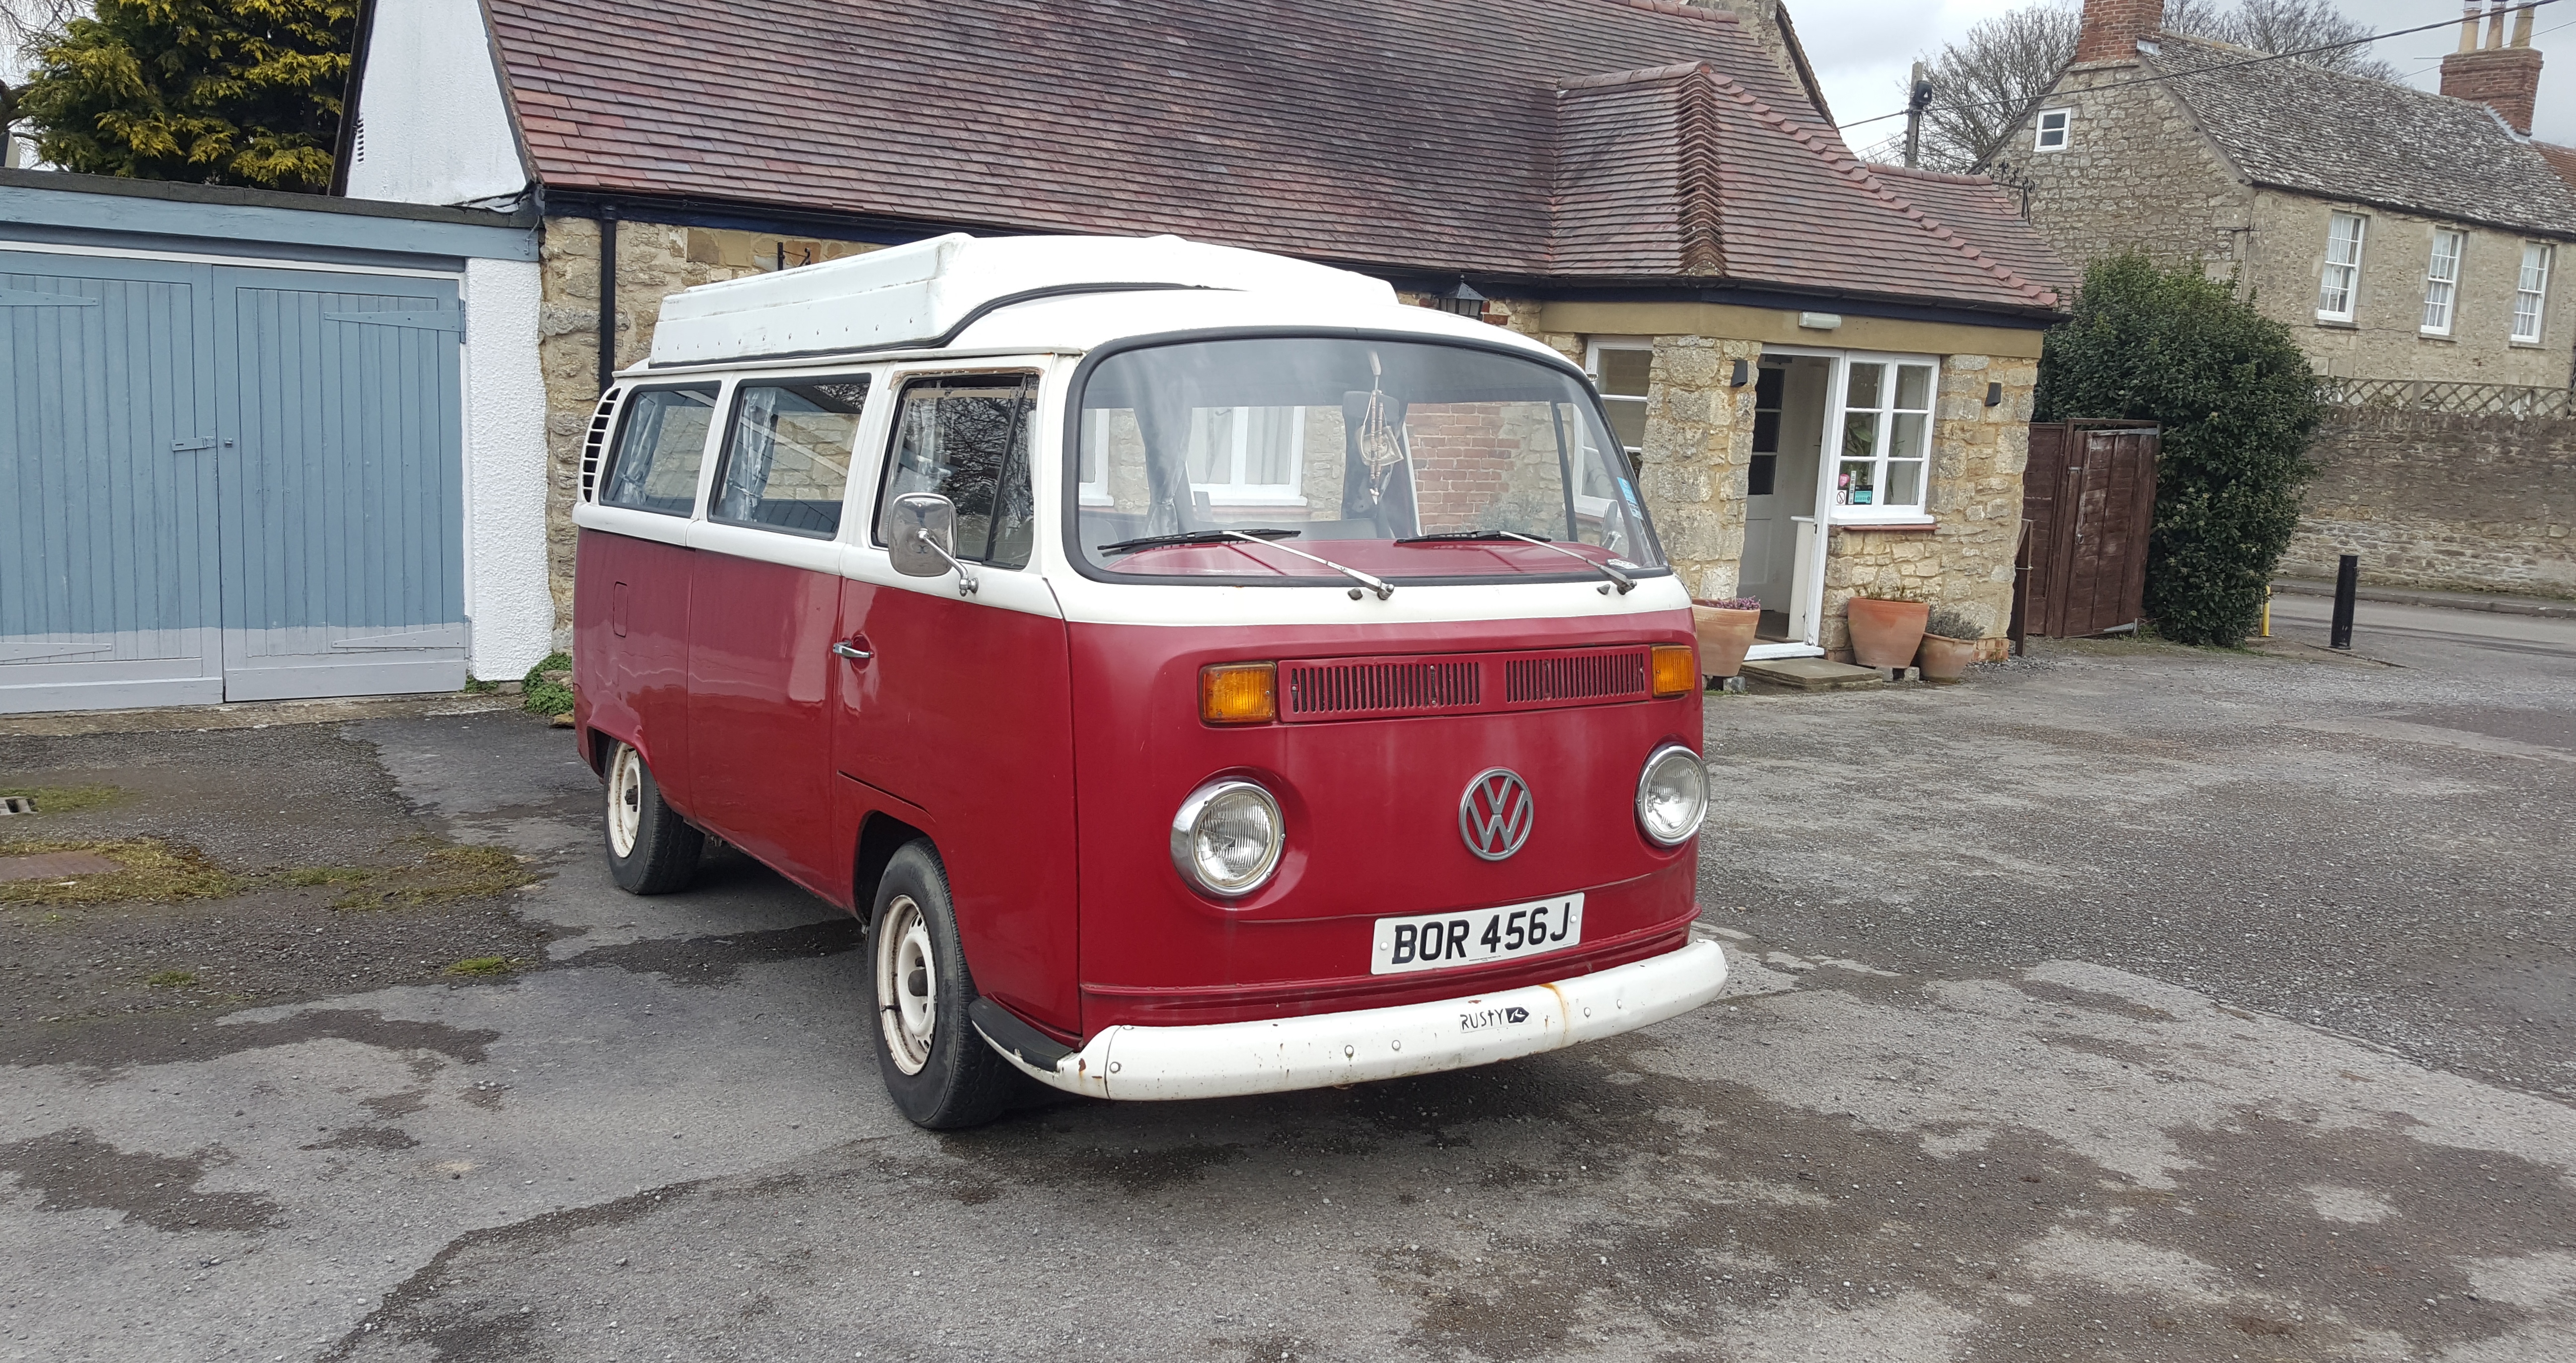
[1738,658,1889,692]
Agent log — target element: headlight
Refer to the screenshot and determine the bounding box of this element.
[1170,779,1285,897]
[1636,744,1708,846]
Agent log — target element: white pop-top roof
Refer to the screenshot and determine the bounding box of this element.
[648,232,1405,366]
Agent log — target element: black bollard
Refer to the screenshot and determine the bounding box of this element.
[2330,554,2358,650]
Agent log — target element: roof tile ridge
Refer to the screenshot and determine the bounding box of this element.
[1676,64,1727,277]
[1696,71,2056,304]
[1559,61,1711,92]
[1600,0,1742,26]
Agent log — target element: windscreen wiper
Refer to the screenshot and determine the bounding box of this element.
[1396,529,1634,595]
[1098,527,1300,554]
[1099,527,1393,599]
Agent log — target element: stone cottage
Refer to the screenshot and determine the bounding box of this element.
[1984,0,2576,597]
[339,0,2072,661]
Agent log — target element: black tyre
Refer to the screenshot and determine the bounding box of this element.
[870,841,1017,1130]
[603,740,702,895]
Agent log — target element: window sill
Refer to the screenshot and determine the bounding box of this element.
[2313,318,2358,330]
[1830,515,1937,531]
[2417,331,2455,343]
[2508,339,2546,349]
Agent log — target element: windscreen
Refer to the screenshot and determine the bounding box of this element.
[1072,337,1664,583]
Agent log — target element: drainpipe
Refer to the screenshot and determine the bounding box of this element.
[596,206,618,395]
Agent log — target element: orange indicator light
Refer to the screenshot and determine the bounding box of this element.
[1650,644,1697,698]
[1200,663,1279,724]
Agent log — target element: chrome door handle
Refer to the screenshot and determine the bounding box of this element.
[832,642,872,661]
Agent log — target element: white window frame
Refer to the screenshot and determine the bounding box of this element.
[2421,229,2465,337]
[1187,404,1307,507]
[1584,338,1655,521]
[2513,242,2553,345]
[1077,408,1116,506]
[2317,212,2366,323]
[1826,353,1941,526]
[2034,109,2071,152]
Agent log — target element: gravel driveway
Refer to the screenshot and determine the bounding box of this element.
[2,596,2572,1362]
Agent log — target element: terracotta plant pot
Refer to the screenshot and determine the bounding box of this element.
[1916,632,1978,684]
[1689,602,1762,681]
[1844,598,1930,669]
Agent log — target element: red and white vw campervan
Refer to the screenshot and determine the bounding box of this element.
[571,234,1726,1128]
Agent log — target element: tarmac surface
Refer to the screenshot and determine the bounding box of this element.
[2,597,2573,1362]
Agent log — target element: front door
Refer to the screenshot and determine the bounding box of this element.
[1736,355,1830,650]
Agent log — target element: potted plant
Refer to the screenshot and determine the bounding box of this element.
[1690,597,1763,682]
[1844,589,1929,669]
[1916,607,1982,684]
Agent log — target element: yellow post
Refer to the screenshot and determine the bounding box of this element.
[2261,585,2273,638]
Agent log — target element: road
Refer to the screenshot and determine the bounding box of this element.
[4,602,2574,1362]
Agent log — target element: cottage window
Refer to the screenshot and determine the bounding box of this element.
[2514,243,2553,344]
[1586,341,1652,460]
[2317,213,2366,322]
[1832,357,1937,521]
[2421,230,2465,336]
[1186,406,1306,505]
[2034,110,2071,152]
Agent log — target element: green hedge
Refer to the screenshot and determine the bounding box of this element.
[2036,255,2322,647]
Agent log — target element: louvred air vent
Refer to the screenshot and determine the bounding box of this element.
[1277,646,1656,723]
[579,387,622,504]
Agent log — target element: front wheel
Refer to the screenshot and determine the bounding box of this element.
[603,740,702,895]
[870,841,1018,1129]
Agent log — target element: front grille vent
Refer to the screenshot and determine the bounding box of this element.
[579,387,622,504]
[1504,650,1649,704]
[1284,659,1481,720]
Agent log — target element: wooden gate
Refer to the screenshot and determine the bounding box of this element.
[2020,421,2158,638]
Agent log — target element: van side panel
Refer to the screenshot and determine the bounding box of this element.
[1066,612,1702,1037]
[834,580,1082,1037]
[684,550,849,904]
[573,528,697,810]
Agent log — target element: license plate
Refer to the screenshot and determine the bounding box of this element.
[1369,895,1584,976]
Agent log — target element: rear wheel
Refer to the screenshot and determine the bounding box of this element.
[870,841,1017,1129]
[603,740,702,894]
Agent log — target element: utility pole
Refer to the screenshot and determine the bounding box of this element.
[1902,62,1933,169]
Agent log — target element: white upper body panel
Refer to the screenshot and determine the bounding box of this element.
[645,233,1503,368]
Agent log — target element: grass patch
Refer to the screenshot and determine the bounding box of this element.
[443,955,522,978]
[319,843,539,911]
[146,969,198,988]
[0,838,238,908]
[523,651,574,718]
[0,785,126,817]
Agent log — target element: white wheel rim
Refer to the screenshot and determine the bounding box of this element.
[876,896,936,1075]
[606,745,643,858]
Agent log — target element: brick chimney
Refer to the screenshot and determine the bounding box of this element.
[2073,0,2160,65]
[2441,0,2543,136]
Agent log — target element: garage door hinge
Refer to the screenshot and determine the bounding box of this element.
[170,437,231,453]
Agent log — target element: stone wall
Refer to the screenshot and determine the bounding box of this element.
[2283,406,2576,599]
[1986,62,2251,277]
[536,218,886,640]
[2242,190,2571,388]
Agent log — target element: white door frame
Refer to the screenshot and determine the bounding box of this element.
[1746,345,1844,661]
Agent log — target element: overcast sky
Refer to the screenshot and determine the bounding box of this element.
[1798,0,2574,146]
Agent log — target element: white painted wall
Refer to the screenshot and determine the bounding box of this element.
[343,0,526,206]
[460,257,553,679]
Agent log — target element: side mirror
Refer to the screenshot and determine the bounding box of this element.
[885,491,979,595]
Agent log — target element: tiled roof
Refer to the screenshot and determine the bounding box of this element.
[2539,143,2576,196]
[2141,33,2576,240]
[481,0,2066,314]
[1868,165,2082,302]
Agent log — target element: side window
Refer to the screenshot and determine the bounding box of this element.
[2034,109,2070,152]
[713,377,869,537]
[875,375,1037,569]
[601,386,719,517]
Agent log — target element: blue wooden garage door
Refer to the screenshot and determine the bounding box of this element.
[0,251,465,713]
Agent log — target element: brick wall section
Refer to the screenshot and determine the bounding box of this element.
[536,218,886,639]
[2072,0,2159,64]
[2282,407,2576,599]
[2440,46,2543,136]
[1819,357,2037,660]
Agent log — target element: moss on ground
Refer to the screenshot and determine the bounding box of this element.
[146,969,198,988]
[443,955,522,978]
[0,785,126,816]
[311,844,540,911]
[0,838,238,908]
[523,651,574,717]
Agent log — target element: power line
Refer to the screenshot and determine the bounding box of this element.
[1836,0,2561,133]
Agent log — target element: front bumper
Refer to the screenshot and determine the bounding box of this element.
[978,939,1727,1101]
